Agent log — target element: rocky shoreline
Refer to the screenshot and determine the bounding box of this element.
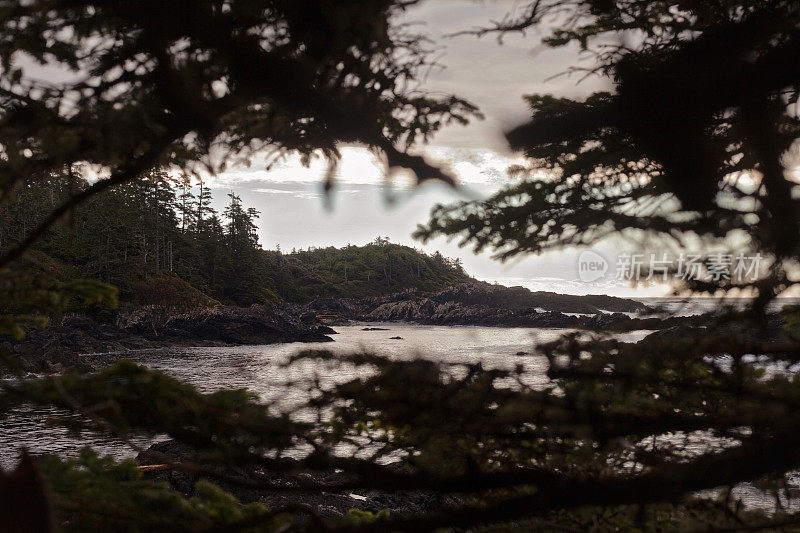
[1,304,335,374]
[3,282,711,375]
[308,281,707,331]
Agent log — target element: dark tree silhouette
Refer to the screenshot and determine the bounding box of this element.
[0,0,478,268]
[419,0,800,302]
[4,1,800,531]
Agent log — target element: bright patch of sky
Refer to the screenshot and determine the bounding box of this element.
[201,1,664,297]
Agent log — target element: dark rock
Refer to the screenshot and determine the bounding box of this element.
[324,282,656,330]
[515,351,529,356]
[1,304,335,375]
[422,282,647,314]
[590,312,710,332]
[639,325,703,344]
[389,336,403,340]
[153,305,334,345]
[361,327,389,331]
[583,312,633,329]
[315,283,714,332]
[137,440,198,495]
[637,317,786,346]
[137,440,453,518]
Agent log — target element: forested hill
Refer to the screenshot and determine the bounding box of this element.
[0,170,472,308]
[266,240,472,302]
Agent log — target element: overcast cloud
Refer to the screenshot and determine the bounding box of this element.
[205,1,659,296]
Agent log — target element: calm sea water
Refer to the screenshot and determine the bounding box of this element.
[0,322,792,510]
[0,324,650,467]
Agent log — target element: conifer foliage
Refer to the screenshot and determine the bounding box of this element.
[0,171,471,308]
[3,1,800,531]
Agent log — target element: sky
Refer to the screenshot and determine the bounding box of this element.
[16,1,798,297]
[199,1,672,297]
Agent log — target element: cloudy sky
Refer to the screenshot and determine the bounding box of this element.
[204,0,667,297]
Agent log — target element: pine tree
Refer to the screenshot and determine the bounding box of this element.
[3,2,800,531]
[193,178,214,235]
[177,173,195,235]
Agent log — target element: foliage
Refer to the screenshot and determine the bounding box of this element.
[129,273,222,313]
[39,450,277,532]
[0,173,470,307]
[401,0,800,528]
[0,0,474,529]
[2,337,797,530]
[3,0,800,531]
[0,251,116,341]
[267,238,470,302]
[0,360,304,453]
[0,0,479,269]
[418,0,800,301]
[0,169,273,306]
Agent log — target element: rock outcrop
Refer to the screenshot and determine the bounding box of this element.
[2,305,334,374]
[124,305,335,345]
[308,281,671,330]
[1,281,712,375]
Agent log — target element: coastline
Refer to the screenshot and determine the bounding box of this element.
[1,305,335,375]
[6,282,760,376]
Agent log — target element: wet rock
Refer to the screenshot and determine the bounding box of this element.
[1,305,334,375]
[325,282,656,330]
[424,282,646,314]
[583,312,633,329]
[321,283,713,333]
[152,305,334,345]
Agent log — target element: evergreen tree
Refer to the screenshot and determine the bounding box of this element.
[193,177,215,235]
[176,173,195,235]
[4,1,800,531]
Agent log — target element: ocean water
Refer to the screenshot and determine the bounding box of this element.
[0,322,793,511]
[0,324,650,467]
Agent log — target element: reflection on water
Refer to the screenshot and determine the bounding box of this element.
[8,324,785,512]
[4,325,632,467]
